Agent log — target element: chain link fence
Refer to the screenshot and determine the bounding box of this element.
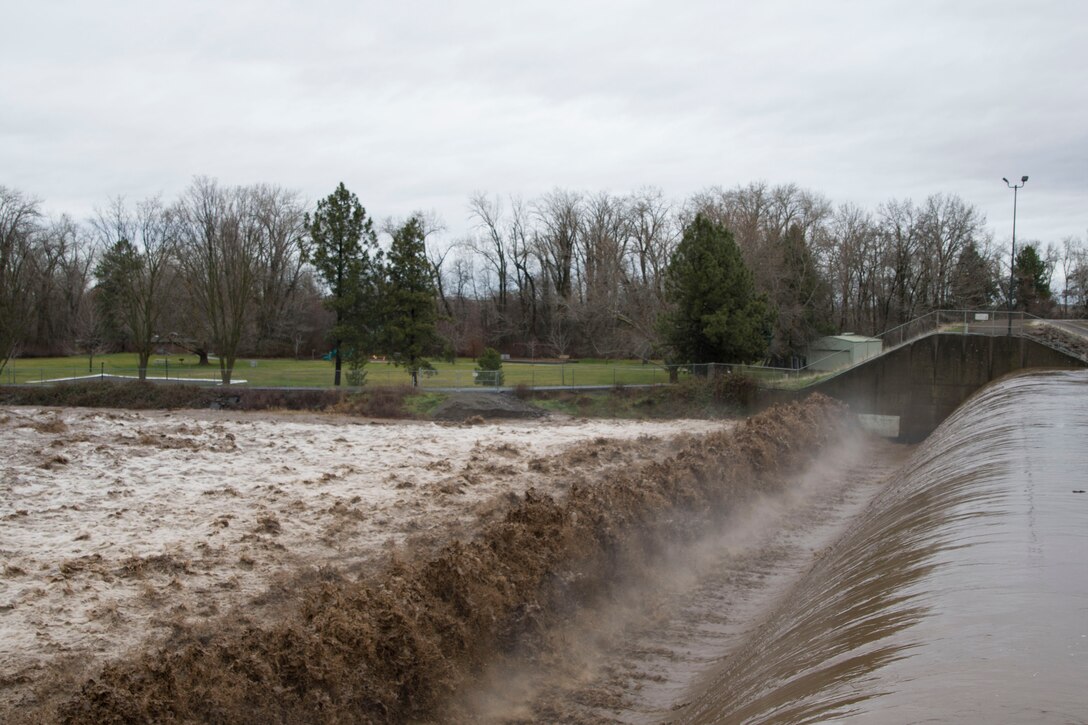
[3,359,687,390]
[2,359,833,391]
[2,310,1051,391]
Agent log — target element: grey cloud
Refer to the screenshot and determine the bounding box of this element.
[1,0,1084,244]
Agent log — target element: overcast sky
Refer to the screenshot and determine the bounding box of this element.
[2,0,1085,251]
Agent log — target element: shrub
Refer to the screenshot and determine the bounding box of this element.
[669,370,758,409]
[474,347,504,386]
[341,344,368,387]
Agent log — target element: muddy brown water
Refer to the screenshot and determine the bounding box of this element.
[671,370,1088,723]
[461,370,1088,723]
[14,373,1085,723]
[451,435,914,723]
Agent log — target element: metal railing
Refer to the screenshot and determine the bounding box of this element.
[876,309,1038,350]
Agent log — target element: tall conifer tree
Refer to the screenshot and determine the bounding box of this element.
[659,214,773,364]
[307,183,379,386]
[384,215,439,386]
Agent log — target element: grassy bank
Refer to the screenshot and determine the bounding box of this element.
[0,381,442,419]
[1,353,680,389]
[525,374,759,419]
[1,373,761,421]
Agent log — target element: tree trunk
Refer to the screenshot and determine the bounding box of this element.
[138,351,150,381]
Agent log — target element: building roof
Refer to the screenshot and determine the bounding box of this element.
[820,334,881,344]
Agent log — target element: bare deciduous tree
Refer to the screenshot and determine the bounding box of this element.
[93,196,177,378]
[175,178,268,384]
[0,186,43,373]
[625,187,676,296]
[468,192,512,316]
[1059,235,1088,315]
[916,193,988,310]
[249,185,310,355]
[534,188,581,302]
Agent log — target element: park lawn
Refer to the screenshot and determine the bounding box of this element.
[2,353,681,389]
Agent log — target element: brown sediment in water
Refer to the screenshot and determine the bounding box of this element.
[50,395,850,724]
[1,409,712,719]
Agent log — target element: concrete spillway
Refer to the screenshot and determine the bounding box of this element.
[809,331,1086,441]
[676,370,1088,722]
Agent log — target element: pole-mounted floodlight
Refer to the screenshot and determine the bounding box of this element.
[1004,175,1028,334]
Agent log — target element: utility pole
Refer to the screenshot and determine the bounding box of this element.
[1003,176,1028,335]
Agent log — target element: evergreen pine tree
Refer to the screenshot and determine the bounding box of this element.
[307,183,379,386]
[1014,244,1053,315]
[659,214,774,364]
[384,216,439,386]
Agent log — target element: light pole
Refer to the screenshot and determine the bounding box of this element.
[1003,175,1028,335]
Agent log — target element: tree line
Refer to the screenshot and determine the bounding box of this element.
[1,179,435,385]
[448,182,1080,365]
[2,179,1084,382]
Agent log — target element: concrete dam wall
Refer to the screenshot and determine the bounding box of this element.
[802,333,1086,441]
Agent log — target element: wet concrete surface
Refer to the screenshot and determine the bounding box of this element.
[451,434,916,723]
[675,370,1088,723]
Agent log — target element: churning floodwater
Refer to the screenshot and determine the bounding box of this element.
[23,374,1083,723]
[675,370,1088,723]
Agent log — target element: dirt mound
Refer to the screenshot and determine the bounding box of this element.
[431,392,547,421]
[55,395,850,724]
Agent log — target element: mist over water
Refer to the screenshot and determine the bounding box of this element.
[677,370,1088,723]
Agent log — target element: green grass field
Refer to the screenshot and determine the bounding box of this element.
[1,353,818,391]
[2,353,695,389]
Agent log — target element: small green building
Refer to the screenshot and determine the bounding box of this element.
[806,334,883,372]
